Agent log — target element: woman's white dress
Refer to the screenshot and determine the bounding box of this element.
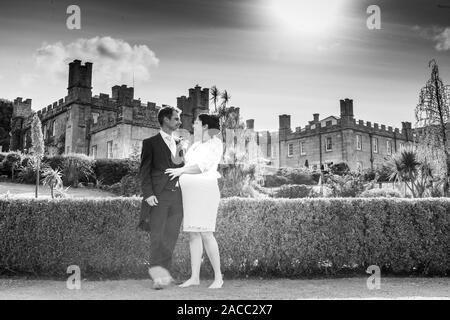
[179,135,223,232]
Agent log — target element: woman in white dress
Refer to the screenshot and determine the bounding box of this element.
[165,114,224,289]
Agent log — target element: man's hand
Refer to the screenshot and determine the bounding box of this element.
[145,195,159,206]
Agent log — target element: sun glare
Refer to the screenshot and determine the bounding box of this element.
[269,0,346,36]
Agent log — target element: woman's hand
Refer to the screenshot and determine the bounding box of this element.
[165,167,185,180]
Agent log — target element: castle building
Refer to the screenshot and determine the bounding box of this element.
[10,60,211,159]
[8,59,415,172]
[254,98,414,171]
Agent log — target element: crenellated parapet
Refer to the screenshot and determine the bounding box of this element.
[279,98,414,142]
[36,96,71,121]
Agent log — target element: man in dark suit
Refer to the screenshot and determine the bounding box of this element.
[138,106,185,289]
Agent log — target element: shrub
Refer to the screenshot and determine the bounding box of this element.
[324,173,367,197]
[277,167,317,185]
[62,154,95,187]
[94,159,135,186]
[42,154,95,187]
[218,163,264,198]
[119,174,141,197]
[360,188,402,198]
[0,197,448,279]
[330,162,350,176]
[273,184,314,199]
[2,152,22,179]
[43,155,65,172]
[263,174,289,187]
[16,157,40,184]
[263,167,317,187]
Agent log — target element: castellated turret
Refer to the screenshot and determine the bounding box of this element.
[177,85,210,133]
[112,85,134,104]
[340,98,354,125]
[68,59,93,102]
[12,97,32,118]
[10,97,33,151]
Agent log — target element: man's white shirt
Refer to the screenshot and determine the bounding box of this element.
[159,130,176,157]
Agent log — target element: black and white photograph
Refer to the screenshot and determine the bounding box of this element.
[0,0,449,306]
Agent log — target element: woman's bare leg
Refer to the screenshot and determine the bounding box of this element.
[179,232,202,287]
[201,232,223,289]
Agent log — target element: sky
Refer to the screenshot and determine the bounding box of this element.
[0,0,450,131]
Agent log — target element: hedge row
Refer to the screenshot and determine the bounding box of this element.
[0,197,449,279]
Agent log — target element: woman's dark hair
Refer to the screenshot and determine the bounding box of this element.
[198,114,221,131]
[158,106,181,126]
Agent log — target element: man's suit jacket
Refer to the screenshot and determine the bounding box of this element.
[137,132,184,232]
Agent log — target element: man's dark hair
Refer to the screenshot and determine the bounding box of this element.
[198,113,221,130]
[157,106,181,126]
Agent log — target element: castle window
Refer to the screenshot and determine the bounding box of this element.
[287,143,294,157]
[92,112,99,124]
[326,137,332,152]
[107,140,113,159]
[91,145,97,159]
[356,135,362,151]
[52,120,56,136]
[43,124,47,139]
[66,146,70,154]
[300,141,306,155]
[373,137,378,153]
[399,142,405,150]
[386,140,392,155]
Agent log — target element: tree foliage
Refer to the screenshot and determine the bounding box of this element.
[415,59,450,196]
[0,99,13,152]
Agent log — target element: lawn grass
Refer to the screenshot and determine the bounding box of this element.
[0,181,116,198]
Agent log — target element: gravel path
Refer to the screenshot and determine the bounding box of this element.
[0,277,449,300]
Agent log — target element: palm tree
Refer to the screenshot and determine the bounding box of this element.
[387,146,421,197]
[210,86,220,112]
[42,167,63,199]
[220,90,231,108]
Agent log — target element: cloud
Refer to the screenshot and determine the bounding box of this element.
[434,28,450,51]
[32,36,160,87]
[414,25,450,51]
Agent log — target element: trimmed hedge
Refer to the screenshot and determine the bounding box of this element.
[360,188,402,198]
[0,197,449,279]
[273,184,315,199]
[94,159,135,186]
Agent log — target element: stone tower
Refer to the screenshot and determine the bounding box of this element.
[177,85,210,133]
[68,59,93,102]
[279,114,291,141]
[10,97,32,151]
[340,98,354,125]
[66,60,93,154]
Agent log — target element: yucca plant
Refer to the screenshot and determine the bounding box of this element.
[387,146,421,197]
[42,167,63,199]
[210,85,220,112]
